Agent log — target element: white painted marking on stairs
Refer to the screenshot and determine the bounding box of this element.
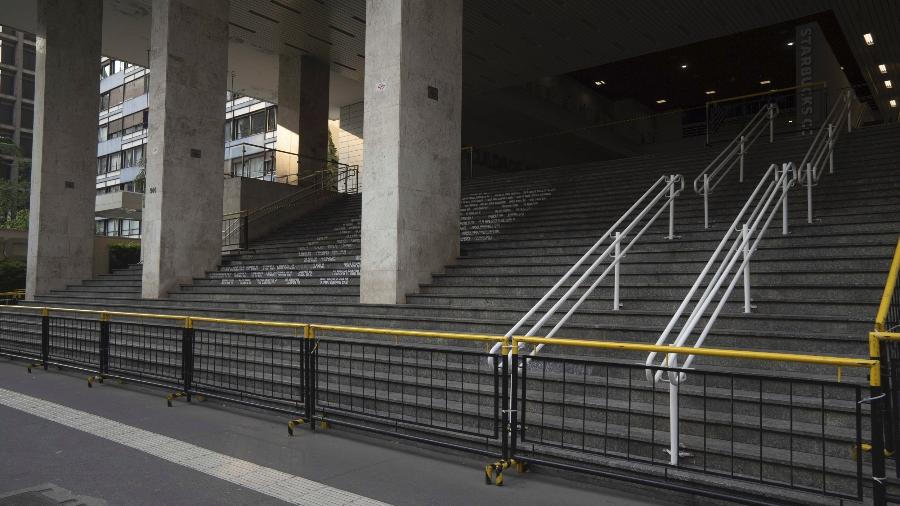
[0,387,391,506]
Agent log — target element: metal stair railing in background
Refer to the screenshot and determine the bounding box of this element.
[695,103,779,229]
[797,88,854,224]
[646,162,797,466]
[221,164,360,250]
[488,174,684,360]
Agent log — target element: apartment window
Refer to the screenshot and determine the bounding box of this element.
[95,220,105,235]
[0,99,12,125]
[266,107,276,132]
[0,126,13,140]
[250,110,266,135]
[0,70,13,95]
[113,60,126,74]
[100,60,113,78]
[232,155,266,179]
[19,132,30,157]
[21,74,33,100]
[107,118,123,139]
[20,104,33,129]
[234,115,251,139]
[108,85,124,108]
[123,77,144,101]
[107,219,119,237]
[97,155,108,175]
[98,124,108,141]
[23,33,35,42]
[121,111,146,135]
[122,219,140,237]
[22,45,35,71]
[0,40,16,65]
[224,121,232,142]
[144,75,149,93]
[108,151,122,173]
[123,145,144,167]
[99,92,110,111]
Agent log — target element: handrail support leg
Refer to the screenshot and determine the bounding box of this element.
[613,232,621,311]
[781,164,789,235]
[668,355,680,466]
[739,135,745,183]
[806,163,813,225]
[667,176,676,240]
[742,224,751,313]
[703,174,709,229]
[828,124,834,175]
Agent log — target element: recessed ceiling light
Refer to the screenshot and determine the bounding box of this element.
[681,64,688,69]
[886,80,893,89]
[787,120,794,123]
[594,80,606,86]
[705,90,716,95]
[879,64,888,74]
[760,80,772,85]
[656,99,667,104]
[786,41,794,46]
[864,33,875,45]
[891,99,897,108]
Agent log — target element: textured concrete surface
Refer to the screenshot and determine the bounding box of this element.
[275,53,300,181]
[0,360,659,506]
[141,0,229,298]
[360,0,463,304]
[297,55,330,176]
[25,0,102,299]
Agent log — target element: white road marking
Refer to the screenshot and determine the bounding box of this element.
[0,387,389,506]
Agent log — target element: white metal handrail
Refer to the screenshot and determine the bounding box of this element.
[695,103,779,229]
[797,89,853,223]
[646,162,797,465]
[488,175,684,361]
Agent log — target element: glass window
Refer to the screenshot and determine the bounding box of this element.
[21,74,33,100]
[123,145,144,167]
[95,220,105,235]
[19,132,30,157]
[0,40,16,65]
[22,45,35,71]
[113,60,126,74]
[108,152,122,173]
[0,99,12,125]
[0,70,13,95]
[100,60,113,78]
[97,156,108,175]
[107,219,119,237]
[20,103,32,129]
[122,219,140,237]
[250,110,266,135]
[224,120,232,142]
[144,75,149,93]
[98,124,108,141]
[0,126,13,140]
[108,85,124,107]
[107,118,123,138]
[99,92,110,111]
[266,107,276,132]
[123,77,144,101]
[234,115,251,139]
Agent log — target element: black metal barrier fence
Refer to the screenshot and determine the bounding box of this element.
[0,307,886,505]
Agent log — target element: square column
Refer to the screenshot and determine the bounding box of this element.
[360,0,463,304]
[141,0,229,298]
[275,54,330,181]
[26,0,103,299]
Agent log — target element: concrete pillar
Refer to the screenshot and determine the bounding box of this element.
[25,0,103,300]
[297,56,330,177]
[274,54,300,182]
[141,0,229,298]
[360,0,463,304]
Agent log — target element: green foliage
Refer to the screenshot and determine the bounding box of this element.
[0,209,28,230]
[109,242,141,272]
[0,137,31,223]
[0,258,25,292]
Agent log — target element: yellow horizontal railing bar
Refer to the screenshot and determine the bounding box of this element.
[874,237,900,332]
[706,81,827,106]
[10,305,187,321]
[191,316,308,330]
[310,324,506,344]
[512,336,880,385]
[870,331,900,359]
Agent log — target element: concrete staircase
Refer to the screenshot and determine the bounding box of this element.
[29,122,900,502]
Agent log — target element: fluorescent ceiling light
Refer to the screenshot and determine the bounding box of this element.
[890,99,897,108]
[681,64,688,69]
[787,120,793,123]
[705,90,716,95]
[864,33,875,45]
[760,80,772,85]
[879,64,888,74]
[886,80,893,89]
[786,41,794,46]
[655,99,667,104]
[594,80,605,86]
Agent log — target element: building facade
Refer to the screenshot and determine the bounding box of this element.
[0,24,35,181]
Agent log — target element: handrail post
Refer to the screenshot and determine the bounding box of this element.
[827,123,834,175]
[703,174,709,229]
[768,103,774,143]
[742,224,751,313]
[781,164,789,236]
[99,313,110,377]
[846,90,852,134]
[739,135,745,183]
[613,231,621,311]
[40,308,49,370]
[667,176,675,240]
[871,379,888,506]
[806,163,814,224]
[182,317,194,402]
[668,353,680,466]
